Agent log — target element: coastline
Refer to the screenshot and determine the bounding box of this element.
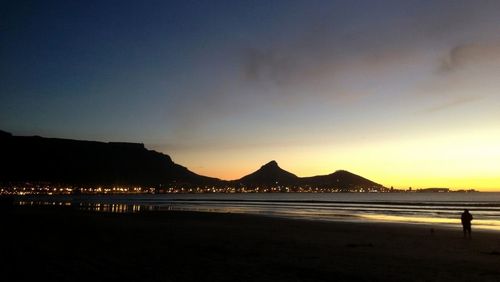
[10,192,500,232]
[2,206,500,281]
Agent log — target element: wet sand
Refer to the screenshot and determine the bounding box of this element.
[2,206,500,281]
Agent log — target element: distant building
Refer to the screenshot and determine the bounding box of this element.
[416,188,450,193]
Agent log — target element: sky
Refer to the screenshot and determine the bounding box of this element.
[1,0,500,190]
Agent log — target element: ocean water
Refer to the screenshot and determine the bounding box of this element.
[16,192,500,231]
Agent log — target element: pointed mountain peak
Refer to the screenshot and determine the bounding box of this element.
[237,160,298,185]
[262,160,279,169]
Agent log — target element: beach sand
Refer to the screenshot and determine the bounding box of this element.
[2,206,500,281]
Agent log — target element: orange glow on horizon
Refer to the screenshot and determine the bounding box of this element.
[170,125,500,192]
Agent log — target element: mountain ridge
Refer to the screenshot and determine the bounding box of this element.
[0,130,221,186]
[1,130,385,190]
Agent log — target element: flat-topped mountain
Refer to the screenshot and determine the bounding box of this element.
[0,131,220,186]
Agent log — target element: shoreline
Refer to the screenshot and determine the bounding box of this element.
[3,206,500,281]
[10,195,500,233]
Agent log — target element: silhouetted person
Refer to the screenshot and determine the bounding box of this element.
[461,209,473,238]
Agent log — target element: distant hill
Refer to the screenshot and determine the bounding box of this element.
[301,170,385,191]
[0,131,220,186]
[236,160,385,191]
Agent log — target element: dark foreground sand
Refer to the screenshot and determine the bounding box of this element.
[1,206,500,282]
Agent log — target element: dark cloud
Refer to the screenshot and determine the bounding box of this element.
[242,48,295,84]
[172,1,500,145]
[240,45,340,90]
[441,42,500,72]
[239,1,500,90]
[424,96,482,113]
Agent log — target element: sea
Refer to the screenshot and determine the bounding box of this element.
[15,192,500,231]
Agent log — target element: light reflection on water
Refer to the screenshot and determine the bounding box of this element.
[14,193,500,231]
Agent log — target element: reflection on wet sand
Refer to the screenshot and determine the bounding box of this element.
[16,201,156,213]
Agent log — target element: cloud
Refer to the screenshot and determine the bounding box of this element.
[168,1,500,146]
[238,2,500,94]
[420,41,500,113]
[441,42,500,72]
[423,96,482,113]
[242,48,295,84]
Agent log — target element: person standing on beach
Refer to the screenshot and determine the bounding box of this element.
[461,209,473,238]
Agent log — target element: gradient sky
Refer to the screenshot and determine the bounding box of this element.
[2,0,500,190]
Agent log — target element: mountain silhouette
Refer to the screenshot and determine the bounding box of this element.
[1,130,385,191]
[237,161,384,190]
[0,131,220,186]
[302,170,384,191]
[236,160,299,186]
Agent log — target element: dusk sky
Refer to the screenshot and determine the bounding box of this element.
[2,0,500,190]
